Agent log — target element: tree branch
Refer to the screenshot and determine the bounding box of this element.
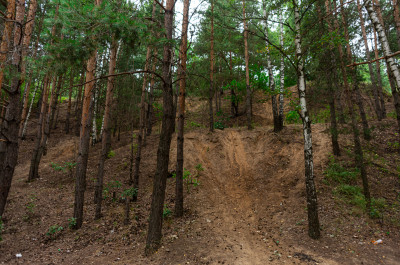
[347,51,400,67]
[68,70,165,90]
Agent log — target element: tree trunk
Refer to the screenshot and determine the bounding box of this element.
[134,44,152,201]
[94,38,118,220]
[19,0,38,138]
[0,0,16,97]
[146,0,175,252]
[372,29,386,118]
[175,0,190,218]
[263,1,279,131]
[75,72,85,136]
[244,0,252,130]
[134,1,157,201]
[21,80,40,139]
[393,0,400,49]
[321,0,341,156]
[146,51,157,137]
[209,0,214,132]
[279,12,285,129]
[331,0,371,210]
[294,2,320,239]
[0,0,24,217]
[73,0,102,229]
[365,0,400,127]
[357,0,382,120]
[65,71,74,134]
[339,0,370,140]
[50,75,63,131]
[73,46,97,229]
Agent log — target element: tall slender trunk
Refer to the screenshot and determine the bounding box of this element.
[175,0,190,218]
[229,51,238,117]
[94,38,118,220]
[321,0,340,156]
[73,0,102,230]
[91,87,98,145]
[19,0,38,137]
[365,0,400,129]
[331,0,371,210]
[73,48,97,229]
[393,0,400,49]
[134,1,157,200]
[146,50,157,137]
[65,71,74,134]
[243,0,252,130]
[279,12,285,128]
[0,0,16,97]
[129,58,136,185]
[263,1,279,131]
[294,1,320,239]
[134,45,152,200]
[209,0,214,132]
[146,0,175,252]
[50,75,63,131]
[357,0,382,120]
[75,72,85,136]
[372,29,386,118]
[0,0,24,216]
[21,81,40,138]
[28,78,49,181]
[339,0,370,140]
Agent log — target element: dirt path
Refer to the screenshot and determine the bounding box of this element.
[1,100,399,265]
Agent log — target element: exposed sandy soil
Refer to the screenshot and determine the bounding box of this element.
[0,90,399,265]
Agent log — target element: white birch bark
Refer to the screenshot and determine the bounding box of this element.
[294,1,320,239]
[279,11,284,120]
[21,83,39,138]
[364,0,400,90]
[262,1,279,130]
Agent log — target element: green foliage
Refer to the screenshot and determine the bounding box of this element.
[324,156,359,184]
[103,180,122,201]
[214,111,230,130]
[121,187,138,200]
[387,111,397,119]
[50,161,76,176]
[107,150,116,159]
[188,121,204,129]
[172,165,202,193]
[68,217,77,229]
[335,184,362,197]
[46,225,63,238]
[310,105,330,124]
[195,164,204,172]
[163,204,172,219]
[214,121,226,130]
[387,141,400,149]
[285,110,301,124]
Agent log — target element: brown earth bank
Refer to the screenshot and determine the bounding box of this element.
[0,91,400,265]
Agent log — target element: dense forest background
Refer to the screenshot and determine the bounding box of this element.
[0,0,400,263]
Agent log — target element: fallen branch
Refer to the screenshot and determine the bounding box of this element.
[347,51,400,67]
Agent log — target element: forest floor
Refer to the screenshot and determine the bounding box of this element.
[1,89,400,264]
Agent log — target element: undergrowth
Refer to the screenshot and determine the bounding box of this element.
[324,155,386,219]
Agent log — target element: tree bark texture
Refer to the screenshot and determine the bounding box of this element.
[94,38,118,220]
[209,0,214,132]
[0,0,24,217]
[175,0,190,218]
[146,0,175,252]
[357,0,382,120]
[294,2,320,239]
[244,0,252,130]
